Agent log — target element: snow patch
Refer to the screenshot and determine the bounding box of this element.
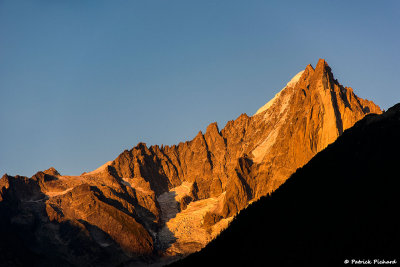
[286,70,304,88]
[121,179,131,187]
[157,192,230,255]
[254,90,283,116]
[251,81,295,163]
[251,130,280,163]
[97,242,112,247]
[121,178,154,195]
[157,182,193,223]
[254,70,304,115]
[85,161,112,175]
[46,188,74,197]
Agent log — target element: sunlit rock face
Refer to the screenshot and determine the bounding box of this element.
[172,102,400,267]
[0,59,381,266]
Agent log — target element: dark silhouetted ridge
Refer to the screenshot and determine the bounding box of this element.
[172,103,400,267]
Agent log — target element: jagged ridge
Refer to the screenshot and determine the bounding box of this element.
[0,59,382,266]
[172,103,400,267]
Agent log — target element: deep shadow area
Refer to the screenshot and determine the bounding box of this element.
[172,104,400,267]
[155,190,178,253]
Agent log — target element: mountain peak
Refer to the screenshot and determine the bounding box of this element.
[255,59,337,116]
[43,167,60,176]
[315,58,328,68]
[314,58,333,76]
[254,59,381,152]
[206,122,219,134]
[305,63,315,71]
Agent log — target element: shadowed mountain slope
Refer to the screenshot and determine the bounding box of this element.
[172,103,400,267]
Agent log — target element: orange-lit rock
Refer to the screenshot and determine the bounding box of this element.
[0,59,381,266]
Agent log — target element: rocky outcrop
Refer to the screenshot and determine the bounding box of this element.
[0,172,154,266]
[0,59,381,266]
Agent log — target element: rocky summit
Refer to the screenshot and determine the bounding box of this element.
[0,59,381,266]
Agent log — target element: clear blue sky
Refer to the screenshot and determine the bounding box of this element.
[1,1,399,176]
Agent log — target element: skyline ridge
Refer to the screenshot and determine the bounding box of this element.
[2,59,381,178]
[1,1,398,177]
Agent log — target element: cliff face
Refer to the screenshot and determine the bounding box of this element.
[0,59,381,266]
[172,103,400,267]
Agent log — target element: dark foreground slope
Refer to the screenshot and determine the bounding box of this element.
[172,103,400,267]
